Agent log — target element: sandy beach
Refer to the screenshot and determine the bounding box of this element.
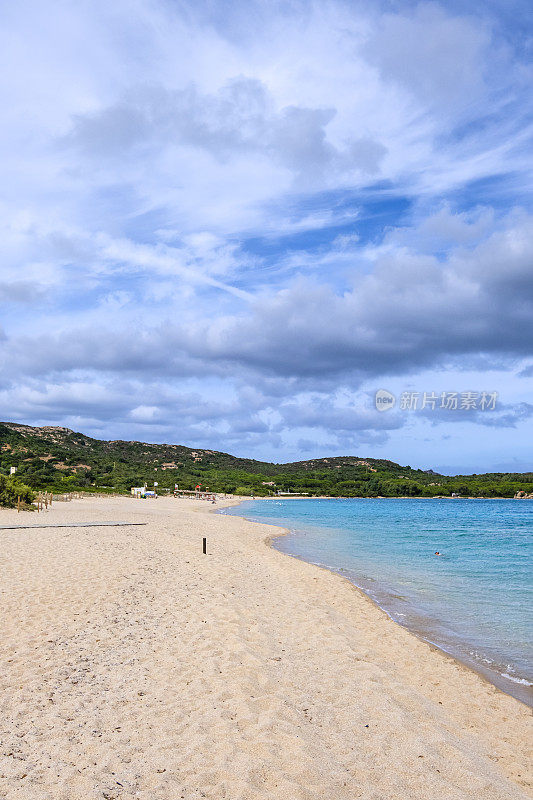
[0,496,531,800]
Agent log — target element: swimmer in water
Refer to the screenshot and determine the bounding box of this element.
[435,551,442,556]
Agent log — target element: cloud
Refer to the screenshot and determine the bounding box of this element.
[0,281,46,304]
[2,210,532,387]
[65,77,387,186]
[364,3,491,114]
[477,401,533,428]
[278,396,404,435]
[166,210,533,380]
[416,397,533,428]
[0,0,531,470]
[129,405,160,422]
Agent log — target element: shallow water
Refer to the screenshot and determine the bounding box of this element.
[226,498,533,705]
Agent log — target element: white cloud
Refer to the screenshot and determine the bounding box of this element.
[130,405,160,422]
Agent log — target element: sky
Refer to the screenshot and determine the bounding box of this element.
[0,0,532,474]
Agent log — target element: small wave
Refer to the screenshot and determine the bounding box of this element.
[501,673,533,686]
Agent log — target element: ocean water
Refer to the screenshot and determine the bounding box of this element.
[226,498,532,705]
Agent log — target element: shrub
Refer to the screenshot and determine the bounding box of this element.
[0,474,35,508]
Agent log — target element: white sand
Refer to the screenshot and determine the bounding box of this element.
[0,496,531,800]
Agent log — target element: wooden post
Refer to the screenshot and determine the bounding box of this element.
[17,496,20,513]
[202,537,207,555]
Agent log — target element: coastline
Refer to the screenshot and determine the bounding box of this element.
[1,495,531,799]
[225,499,532,707]
[272,535,533,707]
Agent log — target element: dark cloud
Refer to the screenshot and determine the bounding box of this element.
[279,398,403,434]
[169,212,533,380]
[2,212,532,389]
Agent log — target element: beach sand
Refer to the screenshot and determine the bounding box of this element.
[0,496,530,800]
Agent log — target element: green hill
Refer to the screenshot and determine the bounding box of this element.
[0,422,531,498]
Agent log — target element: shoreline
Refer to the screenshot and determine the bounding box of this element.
[272,541,533,708]
[222,499,533,707]
[234,495,532,500]
[1,495,531,799]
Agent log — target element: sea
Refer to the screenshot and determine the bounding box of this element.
[225,498,532,705]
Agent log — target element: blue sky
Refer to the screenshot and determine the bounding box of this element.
[0,0,532,473]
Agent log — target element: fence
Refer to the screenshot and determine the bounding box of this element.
[23,490,125,512]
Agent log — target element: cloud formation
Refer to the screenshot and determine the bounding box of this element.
[0,0,531,470]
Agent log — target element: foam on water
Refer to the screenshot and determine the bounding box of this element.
[228,498,533,705]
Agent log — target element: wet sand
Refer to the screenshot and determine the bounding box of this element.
[0,496,531,799]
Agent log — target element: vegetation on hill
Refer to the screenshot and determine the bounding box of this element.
[0,422,531,499]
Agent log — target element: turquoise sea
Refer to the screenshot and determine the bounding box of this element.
[226,498,532,705]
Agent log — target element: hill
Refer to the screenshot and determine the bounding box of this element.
[0,422,531,498]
